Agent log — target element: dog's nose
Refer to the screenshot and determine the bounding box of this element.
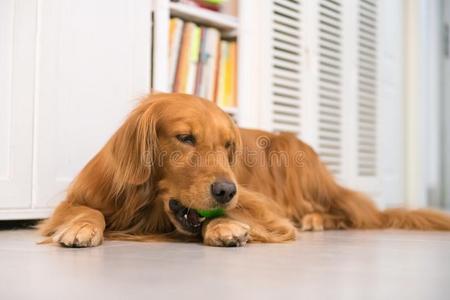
[211,181,237,204]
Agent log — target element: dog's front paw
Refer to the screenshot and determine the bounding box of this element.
[52,222,103,247]
[203,218,250,247]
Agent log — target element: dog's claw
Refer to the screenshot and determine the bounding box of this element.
[203,219,250,247]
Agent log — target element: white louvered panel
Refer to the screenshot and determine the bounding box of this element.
[317,0,343,176]
[360,0,376,15]
[273,23,301,39]
[359,31,376,46]
[319,64,340,77]
[274,0,301,11]
[273,78,300,90]
[270,0,302,135]
[273,58,300,73]
[319,24,341,38]
[319,55,341,70]
[274,33,301,48]
[357,0,377,176]
[270,122,300,133]
[318,27,341,42]
[274,114,301,126]
[273,39,302,57]
[274,1,300,20]
[274,48,302,64]
[319,79,340,93]
[319,89,340,101]
[273,103,300,114]
[359,76,375,87]
[273,68,301,82]
[273,95,300,108]
[273,85,300,98]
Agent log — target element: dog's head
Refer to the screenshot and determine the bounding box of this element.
[110,93,241,235]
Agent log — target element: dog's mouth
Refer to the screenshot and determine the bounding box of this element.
[169,199,206,234]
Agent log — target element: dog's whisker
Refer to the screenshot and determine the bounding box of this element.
[186,197,197,214]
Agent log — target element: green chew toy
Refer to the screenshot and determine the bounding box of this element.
[197,208,225,219]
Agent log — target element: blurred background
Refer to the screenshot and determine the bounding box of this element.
[0,0,449,221]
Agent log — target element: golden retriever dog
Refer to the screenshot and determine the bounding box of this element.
[39,93,450,247]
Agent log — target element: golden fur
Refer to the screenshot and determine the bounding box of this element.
[39,93,450,247]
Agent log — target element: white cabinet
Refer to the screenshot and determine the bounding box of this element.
[34,0,152,208]
[0,0,152,219]
[0,0,36,210]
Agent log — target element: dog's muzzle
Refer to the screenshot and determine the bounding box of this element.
[169,199,206,234]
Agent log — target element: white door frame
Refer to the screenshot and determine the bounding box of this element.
[443,0,450,209]
[404,0,443,208]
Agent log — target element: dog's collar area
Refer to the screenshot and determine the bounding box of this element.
[169,199,206,234]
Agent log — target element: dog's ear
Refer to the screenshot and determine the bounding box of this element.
[229,119,243,167]
[110,102,159,186]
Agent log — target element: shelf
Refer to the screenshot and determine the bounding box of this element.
[169,2,238,31]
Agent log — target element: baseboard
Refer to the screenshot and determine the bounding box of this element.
[0,208,53,220]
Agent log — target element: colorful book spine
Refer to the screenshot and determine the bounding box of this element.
[215,41,229,107]
[194,27,207,96]
[168,18,184,91]
[185,25,201,94]
[196,27,220,100]
[169,20,238,108]
[174,22,194,93]
[228,41,237,107]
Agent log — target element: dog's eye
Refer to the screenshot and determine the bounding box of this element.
[176,134,196,146]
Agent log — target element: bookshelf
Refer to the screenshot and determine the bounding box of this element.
[151,0,244,121]
[169,2,238,31]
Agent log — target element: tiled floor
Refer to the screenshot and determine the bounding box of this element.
[0,229,449,300]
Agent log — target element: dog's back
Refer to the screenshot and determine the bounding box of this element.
[237,128,450,231]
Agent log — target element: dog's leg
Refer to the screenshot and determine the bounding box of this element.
[300,213,348,231]
[202,187,296,247]
[301,213,324,231]
[38,200,105,247]
[202,218,250,247]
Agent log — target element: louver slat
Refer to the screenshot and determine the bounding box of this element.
[357,0,377,176]
[317,0,343,176]
[270,0,302,135]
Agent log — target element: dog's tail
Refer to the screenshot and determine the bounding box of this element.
[380,208,450,230]
[335,188,450,231]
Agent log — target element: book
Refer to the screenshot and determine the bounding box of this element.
[215,40,237,108]
[194,27,207,96]
[174,22,201,94]
[228,41,237,107]
[215,41,229,107]
[186,25,201,94]
[170,21,237,108]
[168,18,184,91]
[174,22,193,93]
[195,27,220,100]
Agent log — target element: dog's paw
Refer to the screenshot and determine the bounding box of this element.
[203,218,250,247]
[52,222,103,247]
[301,213,324,231]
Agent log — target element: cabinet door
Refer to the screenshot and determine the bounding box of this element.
[0,0,36,208]
[34,0,151,208]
